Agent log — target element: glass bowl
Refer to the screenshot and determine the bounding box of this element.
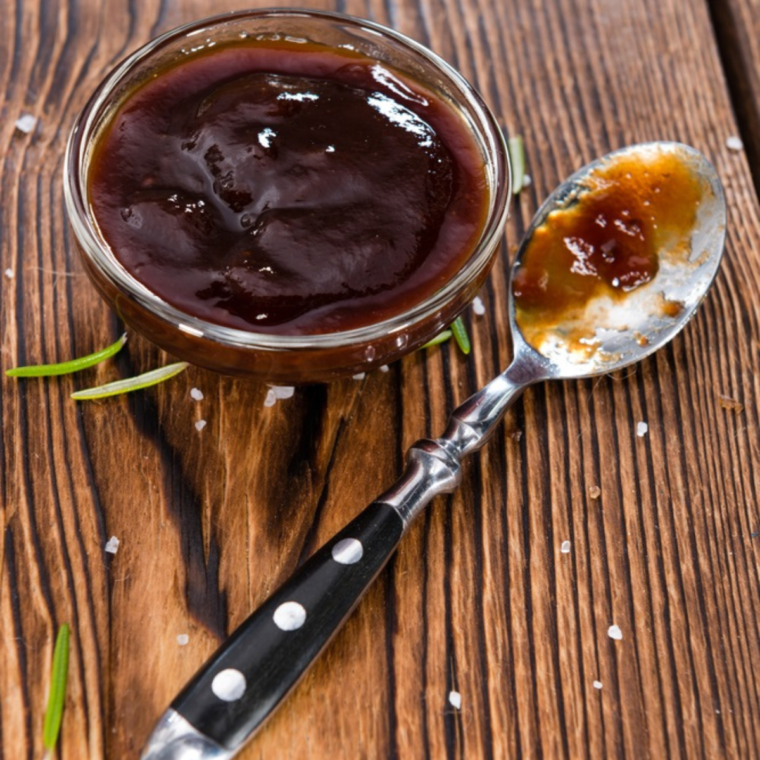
[64,9,510,383]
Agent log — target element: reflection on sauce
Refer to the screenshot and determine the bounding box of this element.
[512,147,705,356]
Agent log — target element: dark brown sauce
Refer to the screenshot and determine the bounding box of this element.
[512,148,705,351]
[88,39,489,335]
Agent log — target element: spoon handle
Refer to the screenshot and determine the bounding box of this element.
[141,363,533,760]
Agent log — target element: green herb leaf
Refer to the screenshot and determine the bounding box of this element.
[6,334,127,377]
[43,623,70,751]
[421,329,452,349]
[508,135,525,195]
[451,317,471,355]
[71,362,189,401]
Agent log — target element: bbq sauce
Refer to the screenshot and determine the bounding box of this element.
[512,148,706,352]
[87,39,490,335]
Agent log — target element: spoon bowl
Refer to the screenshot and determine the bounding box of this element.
[509,141,725,381]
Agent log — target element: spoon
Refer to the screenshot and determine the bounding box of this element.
[141,141,725,760]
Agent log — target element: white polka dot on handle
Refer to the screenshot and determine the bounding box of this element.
[332,538,364,565]
[211,669,247,702]
[273,601,307,631]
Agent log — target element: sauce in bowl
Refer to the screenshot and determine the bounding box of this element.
[88,38,490,336]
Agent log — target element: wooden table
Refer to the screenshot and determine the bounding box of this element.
[2,0,759,757]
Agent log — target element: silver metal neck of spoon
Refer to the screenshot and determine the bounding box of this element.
[377,342,549,527]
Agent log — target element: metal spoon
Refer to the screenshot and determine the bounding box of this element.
[141,141,725,760]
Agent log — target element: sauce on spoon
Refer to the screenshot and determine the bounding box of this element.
[512,146,708,358]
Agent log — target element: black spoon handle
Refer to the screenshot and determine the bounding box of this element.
[170,500,404,751]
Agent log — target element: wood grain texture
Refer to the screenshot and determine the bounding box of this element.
[1,0,759,758]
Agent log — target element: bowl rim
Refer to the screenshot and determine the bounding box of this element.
[63,7,511,352]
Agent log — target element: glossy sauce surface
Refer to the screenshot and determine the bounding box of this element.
[512,148,705,352]
[88,40,489,334]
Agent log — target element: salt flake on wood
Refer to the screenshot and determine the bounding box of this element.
[177,634,189,646]
[195,419,207,431]
[271,386,295,399]
[15,114,37,134]
[379,365,390,373]
[608,624,623,640]
[190,388,204,401]
[264,389,277,407]
[472,296,486,316]
[4,269,13,279]
[593,680,603,689]
[353,373,366,380]
[448,691,462,710]
[726,135,744,152]
[560,540,571,554]
[105,536,120,554]
[636,421,648,437]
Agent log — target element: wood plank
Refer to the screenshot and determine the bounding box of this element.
[1,0,759,758]
[708,0,760,189]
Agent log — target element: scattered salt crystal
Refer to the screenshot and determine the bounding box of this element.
[560,540,571,554]
[105,536,120,554]
[472,296,486,316]
[176,634,189,646]
[448,690,462,710]
[593,680,603,690]
[588,485,601,500]
[195,419,207,431]
[522,173,532,187]
[15,114,37,134]
[608,624,623,640]
[264,389,277,407]
[726,135,744,152]
[353,373,366,380]
[271,385,295,400]
[379,365,390,373]
[4,269,13,279]
[510,429,523,442]
[636,421,648,437]
[190,387,204,401]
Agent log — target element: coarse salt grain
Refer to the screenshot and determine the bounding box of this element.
[264,389,277,407]
[195,419,207,431]
[353,372,366,381]
[608,624,623,640]
[190,387,204,401]
[379,365,390,373]
[271,385,295,400]
[15,114,37,134]
[726,135,744,152]
[4,269,13,279]
[105,536,120,554]
[636,421,648,437]
[593,680,603,690]
[472,296,486,316]
[176,634,189,646]
[448,691,462,710]
[560,540,571,554]
[522,173,533,187]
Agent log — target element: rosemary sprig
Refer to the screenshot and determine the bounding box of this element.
[6,334,127,377]
[508,135,525,195]
[421,329,452,349]
[451,317,471,355]
[71,362,189,401]
[43,623,70,754]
